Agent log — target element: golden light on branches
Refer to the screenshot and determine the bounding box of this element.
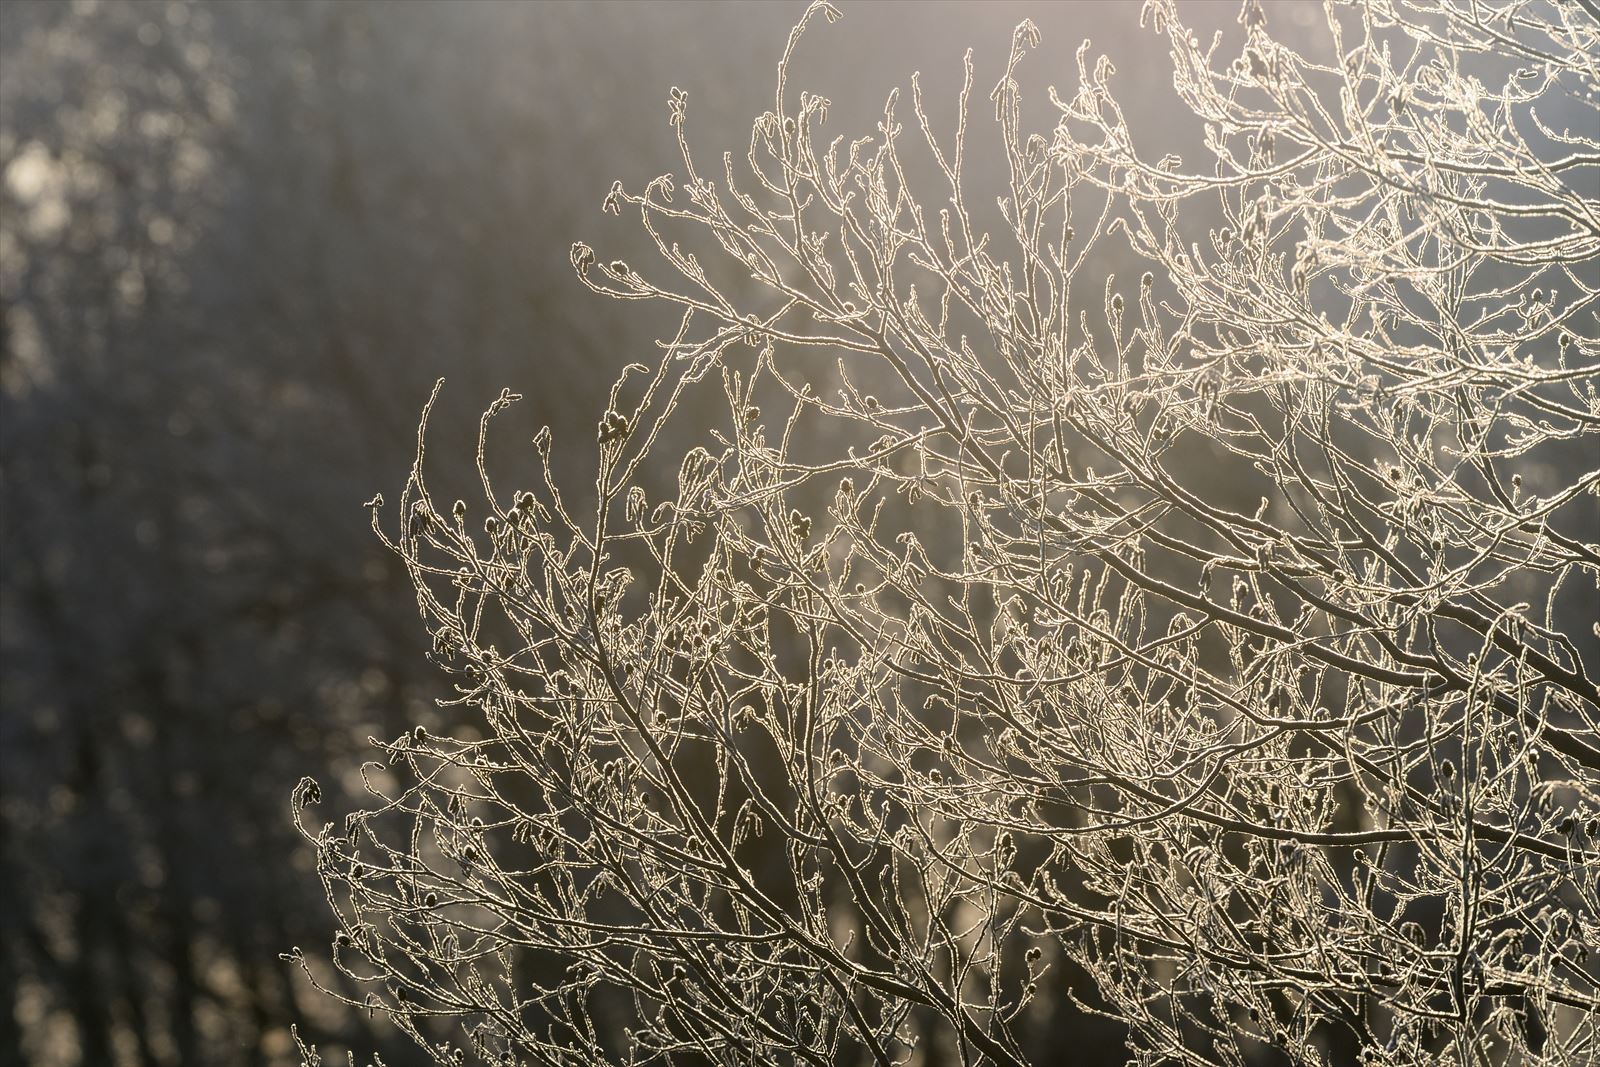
[295,2,1598,1063]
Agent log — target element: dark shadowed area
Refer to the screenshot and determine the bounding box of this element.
[0,2,1264,1064]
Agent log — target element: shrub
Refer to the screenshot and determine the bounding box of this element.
[295,1,1599,1063]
